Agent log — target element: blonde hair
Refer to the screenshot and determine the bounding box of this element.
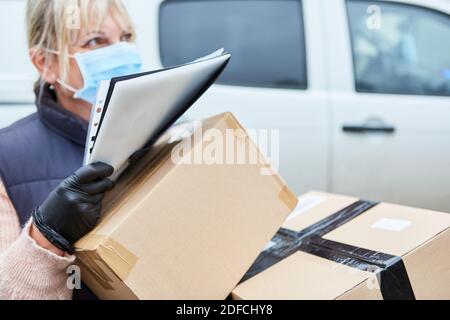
[27,0,136,84]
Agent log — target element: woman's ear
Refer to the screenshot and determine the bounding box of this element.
[29,47,59,84]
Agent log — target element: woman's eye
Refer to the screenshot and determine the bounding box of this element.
[84,37,107,48]
[121,33,133,42]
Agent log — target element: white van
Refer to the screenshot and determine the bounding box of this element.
[1,0,450,211]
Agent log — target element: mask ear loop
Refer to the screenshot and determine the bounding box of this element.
[44,48,80,93]
[55,79,78,93]
[45,48,76,59]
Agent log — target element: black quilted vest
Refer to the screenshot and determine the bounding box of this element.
[0,84,96,300]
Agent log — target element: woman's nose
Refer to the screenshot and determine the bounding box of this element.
[109,34,123,45]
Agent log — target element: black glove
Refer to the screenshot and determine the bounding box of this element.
[32,163,115,254]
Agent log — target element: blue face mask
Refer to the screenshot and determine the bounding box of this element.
[51,42,142,105]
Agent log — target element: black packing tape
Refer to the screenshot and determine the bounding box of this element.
[379,259,416,300]
[298,236,416,300]
[241,231,299,283]
[240,200,416,300]
[296,200,378,239]
[302,235,400,270]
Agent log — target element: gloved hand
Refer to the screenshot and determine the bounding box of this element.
[32,162,115,254]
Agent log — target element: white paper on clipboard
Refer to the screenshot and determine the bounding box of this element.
[83,50,231,181]
[83,80,110,165]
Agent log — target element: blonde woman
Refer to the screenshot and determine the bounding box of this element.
[0,0,143,299]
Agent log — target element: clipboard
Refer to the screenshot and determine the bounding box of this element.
[83,49,231,180]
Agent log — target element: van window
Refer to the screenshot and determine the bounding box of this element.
[347,0,450,96]
[159,0,307,89]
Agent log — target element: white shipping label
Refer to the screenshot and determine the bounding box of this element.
[287,195,326,221]
[371,218,411,232]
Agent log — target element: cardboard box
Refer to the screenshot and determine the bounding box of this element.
[233,191,450,300]
[74,112,298,300]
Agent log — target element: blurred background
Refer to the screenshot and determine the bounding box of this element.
[1,0,449,211]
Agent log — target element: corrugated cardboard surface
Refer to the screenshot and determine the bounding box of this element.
[338,279,384,300]
[402,228,450,299]
[76,251,138,300]
[282,191,358,232]
[324,202,450,257]
[233,191,450,300]
[75,112,298,300]
[232,251,375,300]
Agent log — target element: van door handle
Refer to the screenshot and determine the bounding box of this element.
[342,118,396,134]
[342,125,396,133]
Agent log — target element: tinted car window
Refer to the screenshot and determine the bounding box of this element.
[159,0,307,89]
[347,0,450,96]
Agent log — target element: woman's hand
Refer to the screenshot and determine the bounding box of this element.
[31,163,115,254]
